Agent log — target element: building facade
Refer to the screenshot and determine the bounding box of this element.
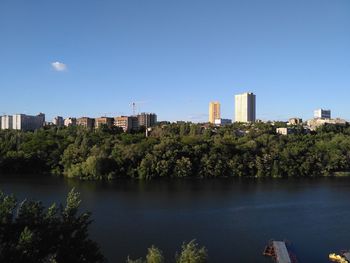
[307,118,346,131]
[234,92,256,123]
[114,116,139,132]
[12,113,45,131]
[1,115,13,130]
[53,116,64,127]
[276,127,296,135]
[64,117,77,127]
[288,118,303,125]
[209,102,221,124]
[95,117,114,129]
[76,117,95,129]
[214,118,232,126]
[314,109,331,119]
[137,113,157,128]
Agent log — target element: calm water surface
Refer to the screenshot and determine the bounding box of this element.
[1,176,350,263]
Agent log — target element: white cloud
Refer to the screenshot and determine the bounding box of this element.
[51,61,67,71]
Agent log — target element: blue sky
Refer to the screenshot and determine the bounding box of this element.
[0,0,349,122]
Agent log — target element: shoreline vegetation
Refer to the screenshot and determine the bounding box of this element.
[0,189,208,263]
[1,123,350,180]
[0,189,105,263]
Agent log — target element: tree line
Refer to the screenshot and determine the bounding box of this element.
[0,123,350,179]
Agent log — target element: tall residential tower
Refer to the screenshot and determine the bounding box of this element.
[234,92,256,123]
[209,101,221,124]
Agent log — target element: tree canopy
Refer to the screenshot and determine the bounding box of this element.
[1,123,350,179]
[0,189,105,263]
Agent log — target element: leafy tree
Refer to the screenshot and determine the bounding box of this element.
[176,240,208,263]
[0,189,105,263]
[146,246,164,263]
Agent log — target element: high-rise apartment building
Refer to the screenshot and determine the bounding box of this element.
[12,113,45,131]
[137,113,157,128]
[314,109,331,119]
[209,102,221,124]
[234,92,256,123]
[1,115,13,130]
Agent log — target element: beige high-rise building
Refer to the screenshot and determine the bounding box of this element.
[209,102,221,124]
[234,92,256,123]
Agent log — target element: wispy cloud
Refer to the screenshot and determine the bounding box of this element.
[51,61,67,72]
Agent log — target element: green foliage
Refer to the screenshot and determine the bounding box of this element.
[127,241,207,263]
[176,240,208,263]
[1,123,350,179]
[0,189,105,263]
[146,246,165,263]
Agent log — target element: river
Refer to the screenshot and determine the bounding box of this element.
[1,175,350,263]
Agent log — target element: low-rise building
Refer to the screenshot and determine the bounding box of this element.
[214,118,232,126]
[307,118,347,131]
[53,116,64,127]
[114,116,139,132]
[276,127,296,135]
[288,118,303,125]
[77,117,95,129]
[64,117,77,127]
[95,117,114,129]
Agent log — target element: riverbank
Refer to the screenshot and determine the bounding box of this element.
[1,123,350,181]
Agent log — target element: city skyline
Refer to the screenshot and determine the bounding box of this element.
[0,94,346,124]
[0,1,349,122]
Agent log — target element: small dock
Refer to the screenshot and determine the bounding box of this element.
[344,252,350,262]
[263,240,297,263]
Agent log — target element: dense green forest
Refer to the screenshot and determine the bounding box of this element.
[0,123,350,179]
